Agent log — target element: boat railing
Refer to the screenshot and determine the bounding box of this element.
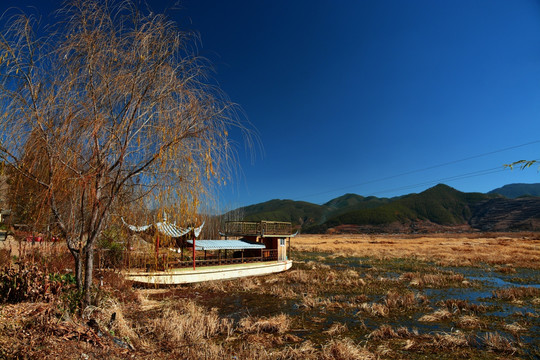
[224,221,292,236]
[98,248,280,271]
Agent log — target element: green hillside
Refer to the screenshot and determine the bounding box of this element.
[322,193,395,221]
[234,199,325,226]
[313,184,497,231]
[488,183,540,199]
[224,184,517,233]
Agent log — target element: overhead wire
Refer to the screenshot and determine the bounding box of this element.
[294,140,540,201]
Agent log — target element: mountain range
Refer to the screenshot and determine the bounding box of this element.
[225,183,540,233]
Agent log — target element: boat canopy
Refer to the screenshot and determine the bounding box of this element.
[122,218,204,238]
[186,239,266,251]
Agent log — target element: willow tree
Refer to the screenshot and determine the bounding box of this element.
[0,0,243,304]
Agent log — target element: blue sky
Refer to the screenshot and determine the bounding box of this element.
[10,0,540,209]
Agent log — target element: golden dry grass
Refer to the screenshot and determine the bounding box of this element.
[292,233,540,268]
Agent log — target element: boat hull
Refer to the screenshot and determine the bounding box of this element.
[124,260,293,285]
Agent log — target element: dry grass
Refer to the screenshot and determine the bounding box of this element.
[440,299,488,314]
[456,315,484,329]
[419,309,452,322]
[493,286,540,301]
[324,322,348,336]
[321,338,376,360]
[400,272,467,288]
[368,324,413,340]
[239,314,291,334]
[432,332,470,349]
[503,322,528,333]
[482,332,517,353]
[147,300,233,348]
[293,233,540,268]
[359,290,427,318]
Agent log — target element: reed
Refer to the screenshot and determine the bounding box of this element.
[239,313,291,334]
[440,299,488,314]
[321,338,376,360]
[147,300,233,349]
[456,315,483,329]
[324,322,348,336]
[493,286,540,301]
[418,309,452,322]
[431,332,470,349]
[482,332,517,353]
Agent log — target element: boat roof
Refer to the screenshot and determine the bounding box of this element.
[186,239,266,251]
[122,218,204,238]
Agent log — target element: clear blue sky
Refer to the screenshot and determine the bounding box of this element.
[10,0,540,210]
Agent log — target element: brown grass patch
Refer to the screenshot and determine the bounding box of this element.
[321,338,376,360]
[293,233,540,268]
[419,309,452,322]
[493,286,540,301]
[482,332,518,353]
[239,313,291,334]
[324,322,348,336]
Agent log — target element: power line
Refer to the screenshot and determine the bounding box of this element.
[294,140,540,200]
[369,167,505,196]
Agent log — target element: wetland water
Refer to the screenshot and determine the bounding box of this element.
[153,252,540,359]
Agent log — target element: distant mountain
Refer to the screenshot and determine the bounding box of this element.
[232,199,325,227]
[308,184,498,232]
[224,183,540,233]
[470,197,540,231]
[322,193,395,221]
[488,183,540,199]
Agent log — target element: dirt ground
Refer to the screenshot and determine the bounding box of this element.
[292,232,540,268]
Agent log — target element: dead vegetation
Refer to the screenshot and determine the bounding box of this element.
[293,233,540,269]
[1,232,537,359]
[492,286,540,301]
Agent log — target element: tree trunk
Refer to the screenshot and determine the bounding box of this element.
[71,250,83,290]
[83,239,95,306]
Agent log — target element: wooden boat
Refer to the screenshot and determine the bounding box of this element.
[125,259,292,285]
[120,220,296,285]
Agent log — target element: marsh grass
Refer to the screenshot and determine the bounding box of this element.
[493,287,540,301]
[2,232,538,359]
[482,332,518,353]
[456,315,484,329]
[147,300,233,349]
[239,314,291,334]
[400,272,468,288]
[324,322,348,336]
[440,299,488,314]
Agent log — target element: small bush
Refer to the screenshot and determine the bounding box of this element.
[0,263,70,303]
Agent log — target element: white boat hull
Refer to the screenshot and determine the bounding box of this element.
[124,260,293,285]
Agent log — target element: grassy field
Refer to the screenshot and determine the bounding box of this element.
[0,232,539,359]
